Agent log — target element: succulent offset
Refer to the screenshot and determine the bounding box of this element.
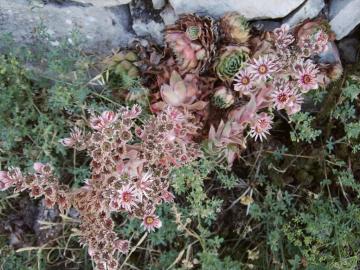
[104,51,140,79]
[212,86,235,109]
[165,14,218,74]
[220,12,250,44]
[215,45,249,82]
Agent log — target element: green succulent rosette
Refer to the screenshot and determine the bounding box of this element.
[212,86,234,109]
[215,46,249,82]
[113,51,139,79]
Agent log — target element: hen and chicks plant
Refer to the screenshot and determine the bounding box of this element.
[1,105,200,269]
[155,14,341,168]
[165,14,218,74]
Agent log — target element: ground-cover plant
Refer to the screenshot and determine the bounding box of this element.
[2,11,360,270]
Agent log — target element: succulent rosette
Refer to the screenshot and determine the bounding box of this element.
[104,51,140,79]
[165,14,218,74]
[206,120,246,167]
[215,46,250,82]
[295,19,334,56]
[212,86,235,109]
[161,70,198,107]
[220,12,250,44]
[152,70,207,111]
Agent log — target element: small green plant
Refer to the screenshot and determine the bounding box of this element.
[289,112,322,143]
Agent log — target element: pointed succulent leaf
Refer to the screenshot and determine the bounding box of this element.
[209,125,216,140]
[174,81,187,95]
[161,85,183,107]
[125,51,138,61]
[170,71,183,86]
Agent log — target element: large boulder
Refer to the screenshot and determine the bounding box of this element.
[0,0,134,52]
[283,0,325,26]
[168,0,306,19]
[329,0,360,39]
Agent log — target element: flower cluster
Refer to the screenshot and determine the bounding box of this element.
[69,105,199,268]
[0,165,70,212]
[214,20,341,166]
[1,105,200,269]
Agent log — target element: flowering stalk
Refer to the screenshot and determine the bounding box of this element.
[1,104,201,269]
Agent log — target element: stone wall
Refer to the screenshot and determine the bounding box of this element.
[0,0,359,57]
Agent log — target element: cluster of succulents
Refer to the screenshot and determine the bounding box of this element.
[0,12,344,270]
[148,14,341,167]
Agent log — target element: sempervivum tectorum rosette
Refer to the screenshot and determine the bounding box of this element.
[212,86,235,109]
[152,70,208,112]
[215,45,249,82]
[219,12,250,44]
[165,14,218,74]
[205,120,246,168]
[104,50,140,79]
[294,18,334,57]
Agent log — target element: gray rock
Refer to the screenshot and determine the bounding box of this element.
[160,4,178,25]
[0,0,134,52]
[132,19,165,44]
[318,41,341,64]
[152,0,166,10]
[338,38,360,64]
[73,0,131,6]
[168,0,306,19]
[283,0,325,26]
[329,0,360,39]
[130,0,165,43]
[41,0,92,7]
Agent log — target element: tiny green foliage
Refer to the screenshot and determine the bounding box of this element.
[289,112,321,143]
[345,121,360,139]
[171,159,223,225]
[0,248,34,270]
[250,187,294,251]
[332,100,356,123]
[283,198,360,269]
[272,145,288,161]
[331,75,360,124]
[342,76,360,101]
[309,88,327,105]
[214,166,239,189]
[198,252,244,270]
[333,169,360,197]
